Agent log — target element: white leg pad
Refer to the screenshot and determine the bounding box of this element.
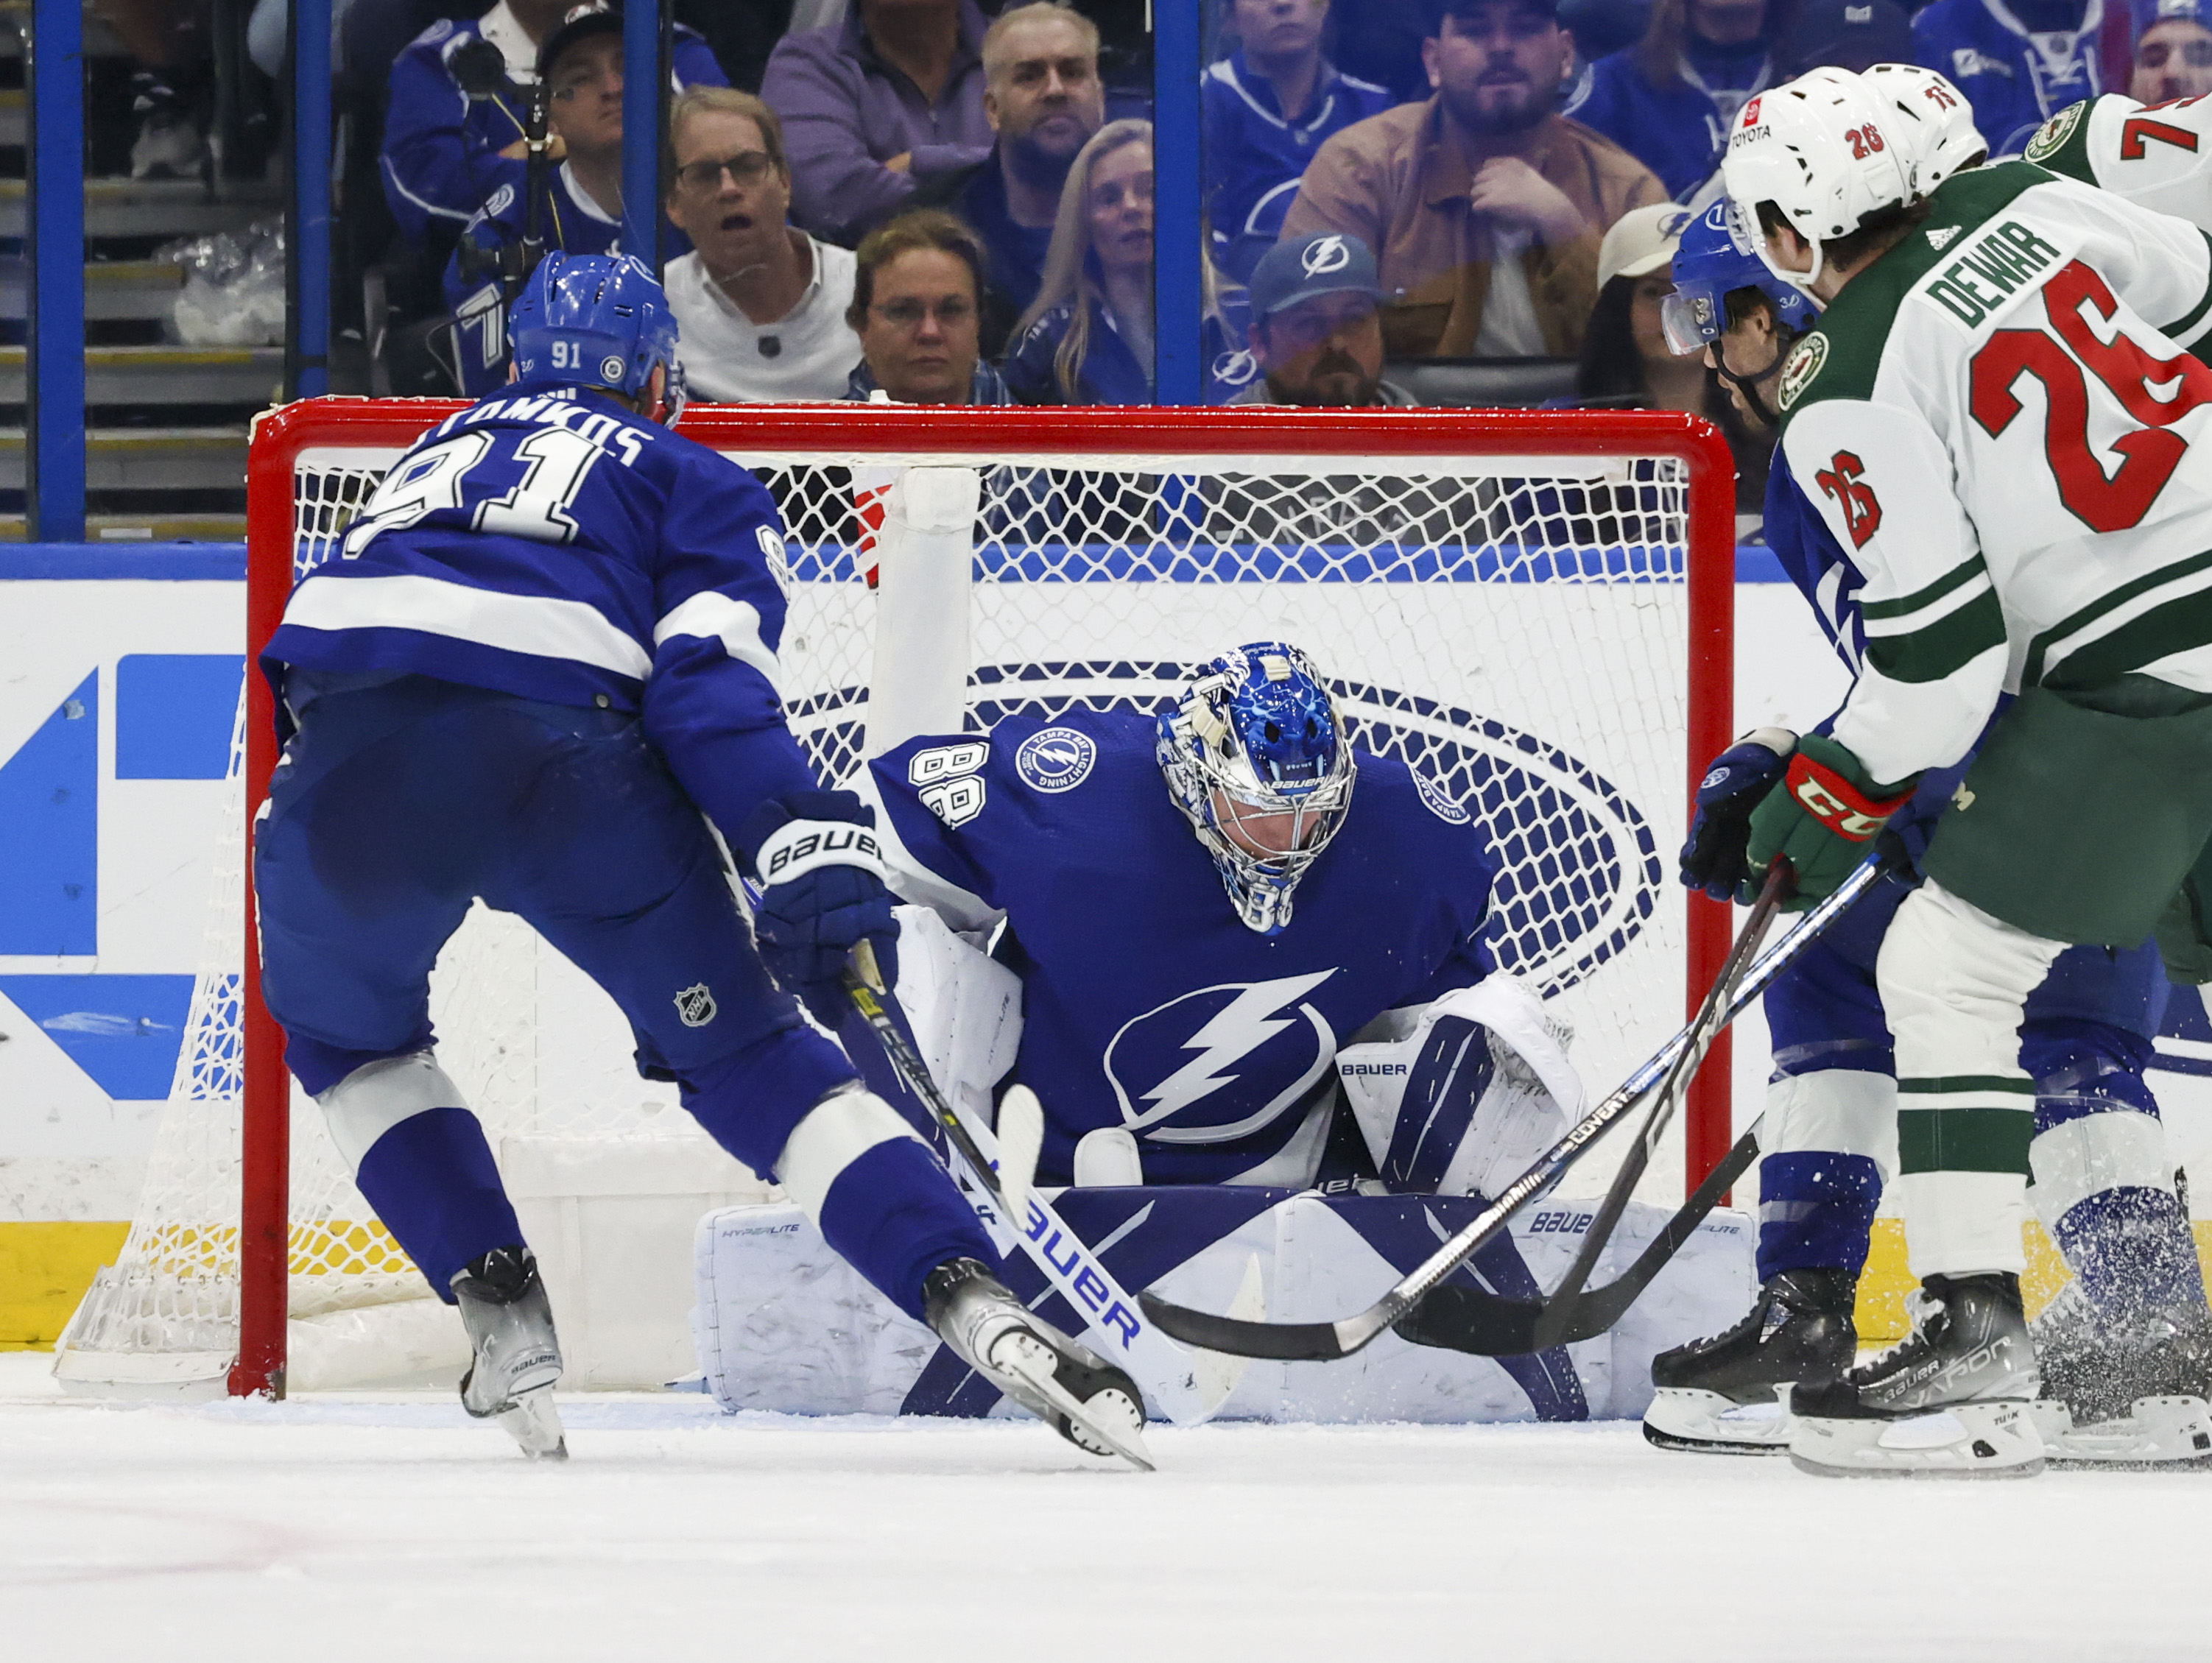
[315,1051,469,1176]
[775,1087,929,1223]
[2028,1109,2177,1232]
[1895,1171,2031,1278]
[1764,1068,1899,1178]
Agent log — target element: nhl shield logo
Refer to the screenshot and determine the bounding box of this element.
[674,983,718,1027]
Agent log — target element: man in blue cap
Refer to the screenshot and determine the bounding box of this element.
[2132,0,2212,100]
[1231,230,1418,406]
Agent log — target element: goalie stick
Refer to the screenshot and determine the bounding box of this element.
[839,944,1215,1447]
[1523,858,1792,1352]
[1136,854,1892,1363]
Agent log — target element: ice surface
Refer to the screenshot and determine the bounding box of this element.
[3,1351,2208,1662]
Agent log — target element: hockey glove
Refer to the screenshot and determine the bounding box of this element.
[1744,734,1917,907]
[740,790,898,1026]
[1680,728,1797,903]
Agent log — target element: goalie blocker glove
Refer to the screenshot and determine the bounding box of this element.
[742,790,899,1026]
[1745,734,1915,905]
[1681,728,1797,903]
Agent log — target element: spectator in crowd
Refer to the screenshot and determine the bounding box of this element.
[2133,0,2212,101]
[845,209,1012,403]
[1004,119,1158,403]
[956,3,1109,353]
[1566,0,1797,205]
[1230,231,1419,405]
[1911,0,2100,157]
[1574,200,1765,504]
[95,0,214,177]
[663,88,861,402]
[1281,0,1666,361]
[1777,0,1910,75]
[440,7,637,394]
[382,0,724,248]
[763,0,996,248]
[1203,0,1397,283]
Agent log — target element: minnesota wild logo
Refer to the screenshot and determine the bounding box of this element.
[1777,332,1828,412]
[2026,102,2086,163]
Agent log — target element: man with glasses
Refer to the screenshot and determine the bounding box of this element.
[662,88,860,403]
[842,209,1012,404]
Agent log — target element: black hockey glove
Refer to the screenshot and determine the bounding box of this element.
[740,789,898,1026]
[1680,728,1797,903]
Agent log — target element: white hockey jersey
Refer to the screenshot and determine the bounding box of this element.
[1772,158,2212,786]
[2024,92,2212,229]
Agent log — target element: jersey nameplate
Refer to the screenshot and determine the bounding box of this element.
[1917,219,2065,331]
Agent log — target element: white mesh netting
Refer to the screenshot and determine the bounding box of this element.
[56,430,1707,1391]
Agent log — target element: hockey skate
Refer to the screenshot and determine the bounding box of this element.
[1789,1273,2044,1478]
[453,1247,568,1461]
[2027,1283,2212,1466]
[1644,1268,1856,1454]
[923,1257,1153,1471]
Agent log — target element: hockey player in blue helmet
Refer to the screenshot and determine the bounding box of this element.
[256,252,1150,1466]
[1641,158,2210,1460]
[768,643,1602,1424]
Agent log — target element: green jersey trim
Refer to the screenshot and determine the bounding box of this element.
[1865,587,2007,684]
[1897,1075,2037,1095]
[1777,163,2053,430]
[2024,548,2212,688]
[2160,230,2212,344]
[1858,554,1989,622]
[1898,1105,2033,1176]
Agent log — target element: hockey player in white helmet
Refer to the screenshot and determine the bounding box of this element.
[1714,70,2212,1475]
[1860,63,1988,196]
[2023,91,2212,229]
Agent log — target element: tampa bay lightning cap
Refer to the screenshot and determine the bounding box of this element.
[1247,233,1383,322]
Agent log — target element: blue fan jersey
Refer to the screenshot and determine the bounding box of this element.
[441,166,628,397]
[1564,35,1776,203]
[1202,49,1396,282]
[1910,0,2102,159]
[870,711,1498,1186]
[262,378,816,845]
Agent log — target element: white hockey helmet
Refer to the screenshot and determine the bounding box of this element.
[1721,68,1912,294]
[1861,63,1987,197]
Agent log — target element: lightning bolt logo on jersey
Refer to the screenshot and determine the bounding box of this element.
[872,712,1499,1187]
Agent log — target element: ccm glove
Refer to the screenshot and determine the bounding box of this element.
[1680,728,1797,903]
[740,789,898,1026]
[1744,733,1917,906]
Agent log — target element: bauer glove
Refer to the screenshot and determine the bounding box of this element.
[1744,734,1917,907]
[1680,728,1797,903]
[740,789,898,1026]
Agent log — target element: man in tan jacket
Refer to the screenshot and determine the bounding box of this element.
[1280,0,1667,360]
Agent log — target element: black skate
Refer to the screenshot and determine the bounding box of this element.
[1644,1268,1857,1455]
[453,1246,567,1460]
[924,1257,1152,1470]
[1789,1272,2043,1478]
[2028,1284,2212,1466]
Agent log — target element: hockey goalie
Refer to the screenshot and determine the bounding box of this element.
[696,641,1753,1424]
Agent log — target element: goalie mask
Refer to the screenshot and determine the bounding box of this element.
[1157,642,1356,936]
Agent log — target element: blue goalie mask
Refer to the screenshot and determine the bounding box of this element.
[1659,198,1818,359]
[509,250,686,422]
[1157,642,1356,936]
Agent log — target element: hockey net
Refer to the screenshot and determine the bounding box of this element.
[54,401,1734,1398]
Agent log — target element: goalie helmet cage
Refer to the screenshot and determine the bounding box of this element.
[222,398,1735,1398]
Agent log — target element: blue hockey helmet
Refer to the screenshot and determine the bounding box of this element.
[509,250,686,420]
[1156,642,1357,936]
[1659,198,1819,358]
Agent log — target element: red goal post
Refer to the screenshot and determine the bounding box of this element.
[236,398,1738,1399]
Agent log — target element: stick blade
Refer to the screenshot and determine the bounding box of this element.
[1138,1290,1360,1362]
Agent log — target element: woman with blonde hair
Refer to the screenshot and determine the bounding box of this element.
[1004,119,1158,405]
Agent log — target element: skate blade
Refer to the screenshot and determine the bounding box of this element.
[999,1337,1155,1472]
[2031,1397,2212,1468]
[1642,1387,1792,1455]
[1790,1399,2043,1479]
[496,1385,568,1461]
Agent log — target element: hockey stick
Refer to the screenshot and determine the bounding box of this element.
[840,944,1216,1435]
[1136,854,1892,1363]
[1523,858,1792,1351]
[1392,1115,1765,1355]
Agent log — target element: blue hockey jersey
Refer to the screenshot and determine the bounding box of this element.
[870,711,1498,1186]
[263,377,816,844]
[1202,49,1397,282]
[1565,35,1776,203]
[380,7,725,244]
[441,166,627,396]
[1910,0,2103,159]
